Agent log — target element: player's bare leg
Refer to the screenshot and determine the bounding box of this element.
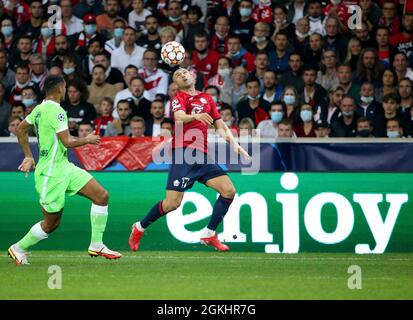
[201,175,236,251]
[8,208,62,266]
[129,190,184,251]
[77,178,122,260]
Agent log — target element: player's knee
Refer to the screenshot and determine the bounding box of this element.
[96,189,109,205]
[163,198,182,213]
[221,185,236,199]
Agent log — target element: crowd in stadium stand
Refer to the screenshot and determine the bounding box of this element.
[0,0,412,139]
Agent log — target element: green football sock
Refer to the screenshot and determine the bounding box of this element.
[17,222,48,251]
[90,204,108,244]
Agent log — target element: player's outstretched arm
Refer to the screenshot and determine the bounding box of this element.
[214,119,251,161]
[16,120,36,176]
[174,110,214,125]
[57,129,100,148]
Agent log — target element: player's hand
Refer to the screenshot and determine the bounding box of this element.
[18,157,35,178]
[233,144,251,161]
[194,113,214,126]
[86,133,101,145]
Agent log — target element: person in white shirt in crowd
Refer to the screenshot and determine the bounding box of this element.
[137,48,168,101]
[128,0,151,34]
[130,116,146,137]
[164,82,178,118]
[144,99,165,137]
[257,101,285,138]
[208,56,233,105]
[113,77,152,120]
[60,0,84,36]
[111,26,146,73]
[231,66,248,109]
[29,54,48,91]
[105,18,127,54]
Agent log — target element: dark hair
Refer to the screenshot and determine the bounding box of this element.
[205,85,220,96]
[124,64,138,72]
[92,64,106,73]
[15,63,30,72]
[273,5,288,15]
[278,119,292,127]
[95,50,111,60]
[117,99,132,109]
[194,30,209,40]
[382,93,401,104]
[67,78,89,101]
[220,103,234,116]
[246,75,260,86]
[270,100,287,114]
[144,48,160,59]
[161,118,174,126]
[187,5,203,19]
[11,103,26,111]
[357,117,372,126]
[382,67,398,86]
[145,14,159,22]
[44,75,65,94]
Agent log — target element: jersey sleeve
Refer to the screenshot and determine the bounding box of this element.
[48,107,69,133]
[209,96,221,121]
[171,95,186,113]
[25,108,36,125]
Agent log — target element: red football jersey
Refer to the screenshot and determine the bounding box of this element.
[171,90,221,153]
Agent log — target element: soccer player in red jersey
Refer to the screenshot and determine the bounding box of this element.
[129,68,250,252]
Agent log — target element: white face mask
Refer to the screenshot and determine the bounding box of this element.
[296,30,309,38]
[253,36,267,43]
[218,68,231,77]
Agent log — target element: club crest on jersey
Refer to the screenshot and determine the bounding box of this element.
[200,98,207,104]
[58,113,65,122]
[171,99,181,111]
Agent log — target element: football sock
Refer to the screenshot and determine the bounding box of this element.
[135,221,145,232]
[16,221,48,251]
[207,195,234,231]
[90,204,108,245]
[140,201,164,229]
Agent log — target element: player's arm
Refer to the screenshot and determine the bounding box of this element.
[214,119,251,161]
[174,109,214,125]
[16,119,36,176]
[57,129,100,148]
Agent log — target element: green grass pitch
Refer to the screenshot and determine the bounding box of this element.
[1,251,412,299]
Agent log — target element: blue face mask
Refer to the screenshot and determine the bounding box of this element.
[270,111,283,123]
[212,96,218,103]
[300,110,313,122]
[1,26,13,37]
[85,24,96,35]
[63,67,75,75]
[240,8,252,17]
[360,96,374,104]
[114,28,124,38]
[23,98,35,107]
[387,130,400,138]
[41,28,53,38]
[342,110,354,117]
[248,95,260,101]
[283,95,295,105]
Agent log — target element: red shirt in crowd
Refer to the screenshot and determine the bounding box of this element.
[192,49,221,80]
[171,90,221,153]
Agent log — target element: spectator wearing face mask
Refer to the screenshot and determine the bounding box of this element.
[161,1,184,33]
[374,93,411,137]
[272,5,296,40]
[236,76,270,127]
[20,85,38,116]
[386,118,405,139]
[105,18,127,55]
[219,103,239,135]
[356,117,374,138]
[205,85,222,110]
[282,86,300,127]
[293,17,310,56]
[294,104,316,137]
[226,35,255,73]
[76,14,107,57]
[330,96,359,137]
[229,0,255,45]
[208,56,233,106]
[257,100,286,138]
[356,82,383,124]
[33,21,56,61]
[307,0,326,36]
[245,22,275,56]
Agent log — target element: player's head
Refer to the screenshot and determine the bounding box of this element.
[44,75,66,101]
[172,68,194,89]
